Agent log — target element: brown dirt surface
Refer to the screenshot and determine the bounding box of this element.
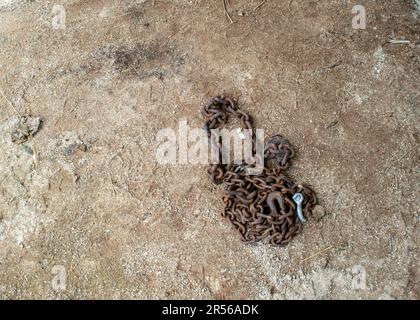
[0,0,419,299]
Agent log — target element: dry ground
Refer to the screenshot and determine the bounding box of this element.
[0,0,419,299]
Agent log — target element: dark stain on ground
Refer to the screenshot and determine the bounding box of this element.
[95,41,186,80]
[122,5,145,22]
[52,40,186,83]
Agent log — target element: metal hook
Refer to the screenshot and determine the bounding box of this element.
[292,193,306,224]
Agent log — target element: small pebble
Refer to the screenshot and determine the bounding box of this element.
[11,115,42,144]
[312,205,326,220]
[22,144,33,155]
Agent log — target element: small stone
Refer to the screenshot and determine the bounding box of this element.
[238,10,245,16]
[22,144,33,155]
[61,131,87,156]
[79,143,87,152]
[11,115,42,144]
[312,205,326,220]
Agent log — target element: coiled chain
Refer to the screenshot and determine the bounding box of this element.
[202,96,317,246]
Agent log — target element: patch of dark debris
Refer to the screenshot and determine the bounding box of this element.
[93,40,186,80]
[122,4,145,21]
[51,40,186,84]
[60,131,87,157]
[10,115,42,144]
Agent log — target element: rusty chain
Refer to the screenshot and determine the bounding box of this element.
[202,95,317,246]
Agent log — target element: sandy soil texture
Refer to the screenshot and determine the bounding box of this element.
[0,0,419,299]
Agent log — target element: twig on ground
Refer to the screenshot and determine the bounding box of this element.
[389,39,418,48]
[400,211,407,228]
[300,245,334,263]
[223,0,234,24]
[385,150,409,173]
[0,88,21,116]
[254,0,267,11]
[109,173,117,195]
[30,140,39,169]
[389,39,410,45]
